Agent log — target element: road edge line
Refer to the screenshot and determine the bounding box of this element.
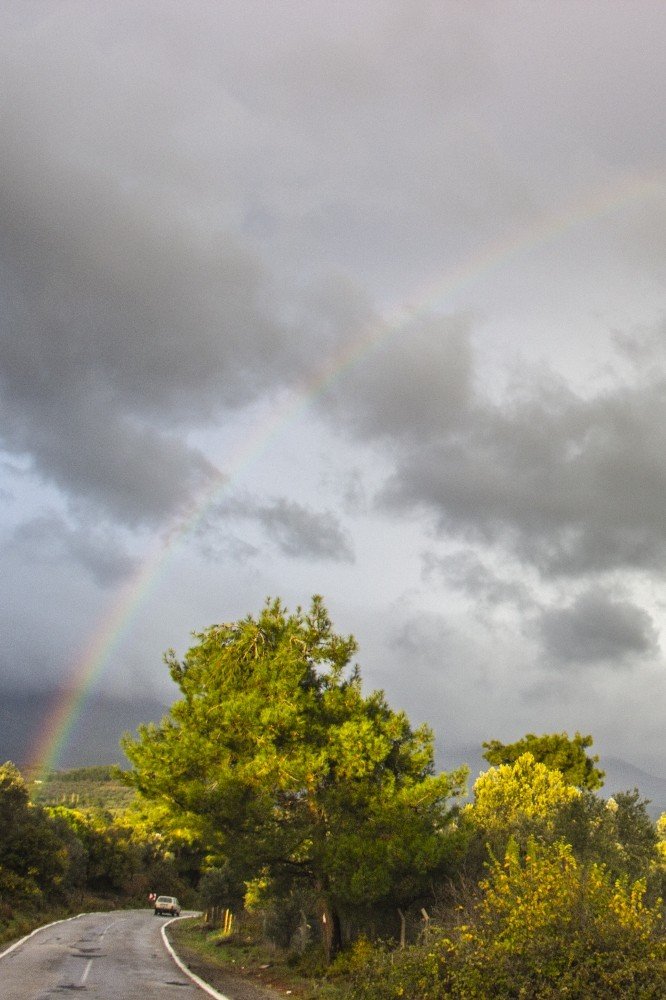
[0,912,85,960]
[161,915,231,1000]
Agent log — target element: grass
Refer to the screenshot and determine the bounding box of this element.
[0,899,95,949]
[168,916,351,999]
[0,909,58,950]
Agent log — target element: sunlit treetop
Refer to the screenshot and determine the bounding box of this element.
[470,752,581,837]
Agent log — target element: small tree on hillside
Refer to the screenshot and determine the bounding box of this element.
[482,731,604,790]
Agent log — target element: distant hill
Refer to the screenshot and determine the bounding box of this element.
[600,756,666,819]
[0,689,171,771]
[439,743,666,819]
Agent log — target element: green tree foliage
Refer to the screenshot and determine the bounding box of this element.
[46,806,138,893]
[449,837,666,998]
[466,754,660,892]
[554,788,660,884]
[482,731,604,790]
[0,762,70,900]
[122,597,467,954]
[0,759,197,946]
[198,862,246,913]
[45,801,200,903]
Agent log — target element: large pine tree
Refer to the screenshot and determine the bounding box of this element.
[123,596,466,955]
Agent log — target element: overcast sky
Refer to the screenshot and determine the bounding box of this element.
[1,1,665,776]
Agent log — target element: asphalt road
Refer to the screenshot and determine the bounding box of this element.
[0,909,213,1000]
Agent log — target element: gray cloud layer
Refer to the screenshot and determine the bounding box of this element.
[211,495,354,563]
[2,2,663,536]
[4,514,136,586]
[1,3,665,764]
[0,148,297,522]
[321,319,666,582]
[539,588,659,667]
[0,3,330,527]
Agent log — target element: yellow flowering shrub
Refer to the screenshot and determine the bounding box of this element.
[657,812,666,867]
[469,752,580,838]
[348,837,666,999]
[347,759,665,998]
[449,837,666,998]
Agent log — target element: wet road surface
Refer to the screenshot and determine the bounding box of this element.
[0,909,208,999]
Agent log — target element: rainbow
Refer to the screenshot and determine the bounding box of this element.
[27,170,665,775]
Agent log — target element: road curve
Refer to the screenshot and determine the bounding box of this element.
[0,909,228,1000]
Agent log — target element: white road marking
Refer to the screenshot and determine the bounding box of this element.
[161,916,231,1000]
[98,919,121,939]
[81,958,93,984]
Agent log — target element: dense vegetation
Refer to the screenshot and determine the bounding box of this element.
[0,761,199,946]
[3,596,665,996]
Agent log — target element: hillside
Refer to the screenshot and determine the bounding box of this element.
[28,764,136,813]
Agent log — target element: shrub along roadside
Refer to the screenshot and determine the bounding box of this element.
[167,855,666,1000]
[347,837,666,999]
[0,904,65,950]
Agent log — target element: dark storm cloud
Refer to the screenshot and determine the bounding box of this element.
[210,496,354,563]
[0,0,663,777]
[1,394,218,525]
[2,1,663,536]
[202,535,260,563]
[0,157,295,522]
[0,6,313,527]
[539,588,659,667]
[4,514,136,586]
[326,319,666,581]
[256,498,354,561]
[390,611,452,663]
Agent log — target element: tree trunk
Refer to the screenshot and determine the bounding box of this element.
[321,901,343,961]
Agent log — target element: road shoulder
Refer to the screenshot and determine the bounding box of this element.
[164,919,286,1000]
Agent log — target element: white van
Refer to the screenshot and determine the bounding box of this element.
[154,895,180,916]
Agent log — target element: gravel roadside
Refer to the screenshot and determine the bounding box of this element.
[165,926,290,1000]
